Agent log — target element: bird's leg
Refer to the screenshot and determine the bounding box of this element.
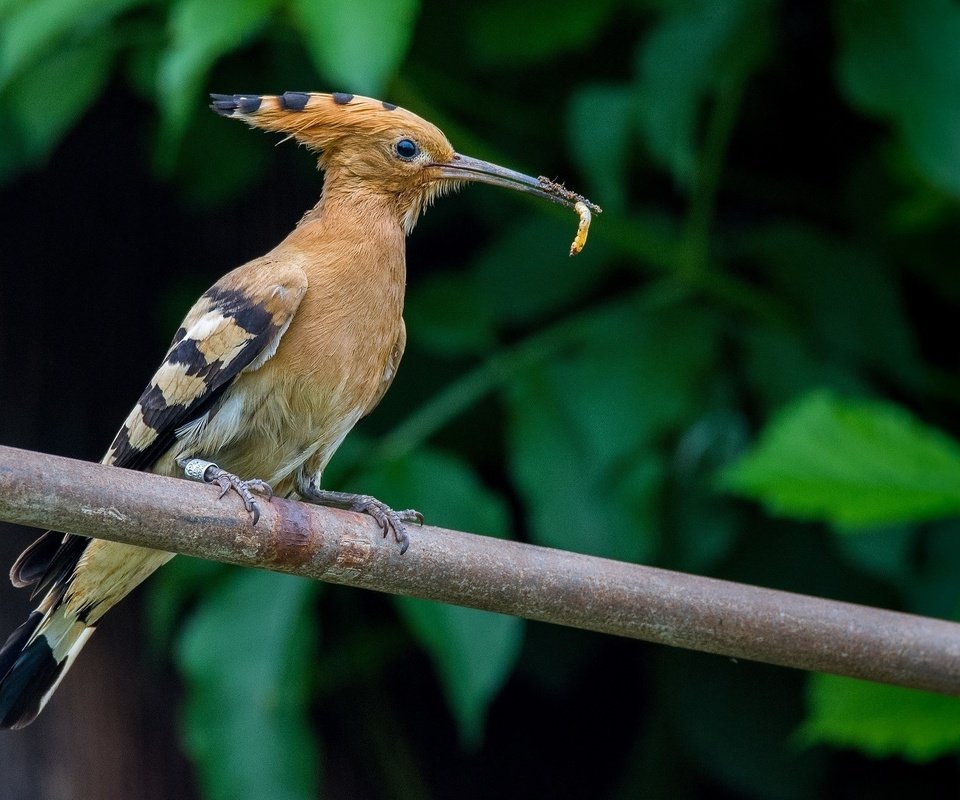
[298,476,422,554]
[178,457,273,525]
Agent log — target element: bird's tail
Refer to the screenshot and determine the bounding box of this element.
[0,599,94,729]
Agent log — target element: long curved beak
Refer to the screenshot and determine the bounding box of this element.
[435,153,601,214]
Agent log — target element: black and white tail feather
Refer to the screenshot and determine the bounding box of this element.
[0,534,95,729]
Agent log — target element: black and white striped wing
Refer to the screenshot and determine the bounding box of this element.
[10,277,306,592]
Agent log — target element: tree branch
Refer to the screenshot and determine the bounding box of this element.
[0,444,958,694]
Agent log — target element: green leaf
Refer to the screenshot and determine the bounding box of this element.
[2,39,115,173]
[835,0,960,196]
[634,0,772,187]
[506,301,718,561]
[508,373,664,561]
[351,448,521,745]
[566,83,635,212]
[467,0,616,67]
[0,0,143,90]
[722,391,960,527]
[178,570,320,800]
[156,0,278,155]
[799,674,960,762]
[291,0,419,95]
[397,598,523,748]
[541,301,717,467]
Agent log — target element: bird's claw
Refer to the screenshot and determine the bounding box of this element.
[208,470,273,525]
[398,509,425,526]
[297,481,422,553]
[347,496,422,555]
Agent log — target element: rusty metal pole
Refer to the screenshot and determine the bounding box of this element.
[0,444,958,694]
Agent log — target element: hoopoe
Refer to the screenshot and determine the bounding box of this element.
[0,91,600,729]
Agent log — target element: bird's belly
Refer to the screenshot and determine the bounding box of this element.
[155,367,367,496]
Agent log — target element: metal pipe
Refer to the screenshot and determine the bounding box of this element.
[0,444,957,694]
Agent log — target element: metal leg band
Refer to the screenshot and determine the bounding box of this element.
[182,458,218,482]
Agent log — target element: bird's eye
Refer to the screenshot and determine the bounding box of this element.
[395,138,420,160]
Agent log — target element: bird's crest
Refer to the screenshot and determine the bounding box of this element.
[210,91,446,155]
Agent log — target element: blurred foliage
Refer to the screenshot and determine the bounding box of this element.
[3,0,960,797]
[800,676,960,763]
[723,391,960,527]
[177,571,319,800]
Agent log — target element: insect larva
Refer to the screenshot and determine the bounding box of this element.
[570,201,591,256]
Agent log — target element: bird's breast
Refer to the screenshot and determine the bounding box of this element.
[167,278,405,493]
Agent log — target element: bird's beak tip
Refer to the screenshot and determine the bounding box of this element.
[437,153,599,213]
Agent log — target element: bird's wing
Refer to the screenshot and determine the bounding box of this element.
[105,275,306,472]
[11,266,307,593]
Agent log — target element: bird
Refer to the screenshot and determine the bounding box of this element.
[0,91,600,729]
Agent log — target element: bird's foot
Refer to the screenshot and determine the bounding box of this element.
[179,458,273,525]
[299,485,422,554]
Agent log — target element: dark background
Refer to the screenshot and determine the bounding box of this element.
[2,0,960,797]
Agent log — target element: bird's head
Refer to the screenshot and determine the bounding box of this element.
[211,92,599,233]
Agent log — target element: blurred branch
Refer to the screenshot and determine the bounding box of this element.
[1,444,959,695]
